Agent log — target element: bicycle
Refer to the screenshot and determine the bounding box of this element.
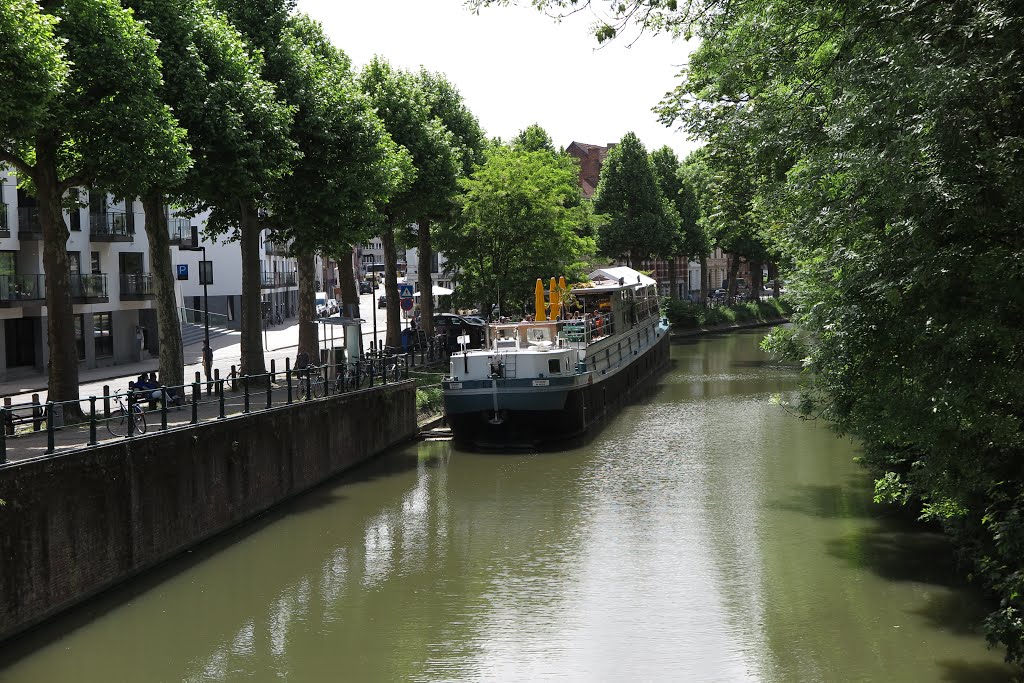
[107,392,147,437]
[296,366,326,400]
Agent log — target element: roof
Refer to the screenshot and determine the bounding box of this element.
[588,266,656,288]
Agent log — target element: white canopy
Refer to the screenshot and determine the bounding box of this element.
[589,266,656,288]
[412,285,454,297]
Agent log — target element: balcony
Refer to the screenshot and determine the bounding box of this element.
[17,207,43,240]
[90,211,133,242]
[265,237,291,256]
[70,273,108,303]
[168,217,191,245]
[120,273,155,300]
[260,270,297,288]
[0,274,45,307]
[0,202,9,238]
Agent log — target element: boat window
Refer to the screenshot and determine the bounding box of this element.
[548,358,561,374]
[526,326,552,344]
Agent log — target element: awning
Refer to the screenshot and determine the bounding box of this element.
[412,285,454,297]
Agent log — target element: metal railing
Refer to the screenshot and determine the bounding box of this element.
[120,273,154,298]
[90,211,133,240]
[0,352,415,463]
[265,238,291,256]
[0,274,45,302]
[0,202,9,238]
[70,273,108,300]
[179,306,229,328]
[17,207,42,239]
[260,271,297,288]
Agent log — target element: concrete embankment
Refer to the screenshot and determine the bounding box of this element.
[0,381,416,643]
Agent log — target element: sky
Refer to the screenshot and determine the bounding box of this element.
[294,0,701,158]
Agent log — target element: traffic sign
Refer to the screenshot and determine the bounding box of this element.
[176,264,188,280]
[400,297,414,312]
[399,284,414,298]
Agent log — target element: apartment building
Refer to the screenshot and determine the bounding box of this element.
[0,170,300,381]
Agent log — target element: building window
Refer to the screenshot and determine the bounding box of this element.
[69,207,81,231]
[431,253,439,274]
[74,315,86,360]
[93,312,112,358]
[68,252,81,276]
[91,251,101,275]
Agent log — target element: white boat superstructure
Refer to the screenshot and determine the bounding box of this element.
[442,267,671,447]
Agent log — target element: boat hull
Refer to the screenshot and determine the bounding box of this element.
[444,331,670,449]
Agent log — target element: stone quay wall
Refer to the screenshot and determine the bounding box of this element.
[0,381,416,643]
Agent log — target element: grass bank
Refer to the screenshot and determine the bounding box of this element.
[665,297,791,332]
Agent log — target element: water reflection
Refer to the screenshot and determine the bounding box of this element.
[0,329,1018,682]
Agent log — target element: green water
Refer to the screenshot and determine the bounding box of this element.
[1,328,1017,682]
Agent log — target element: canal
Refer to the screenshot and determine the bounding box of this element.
[0,328,1017,682]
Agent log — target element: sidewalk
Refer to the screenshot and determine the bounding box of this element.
[1,304,408,407]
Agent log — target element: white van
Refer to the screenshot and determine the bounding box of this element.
[315,292,328,317]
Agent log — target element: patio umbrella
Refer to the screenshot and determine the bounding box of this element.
[549,277,559,320]
[535,279,546,321]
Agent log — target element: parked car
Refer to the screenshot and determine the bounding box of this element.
[326,299,339,315]
[359,281,373,294]
[378,295,387,308]
[432,313,485,351]
[462,315,487,327]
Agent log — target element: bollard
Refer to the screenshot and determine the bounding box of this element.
[242,375,250,413]
[195,371,202,385]
[286,358,293,405]
[218,378,226,418]
[191,382,200,424]
[88,396,97,446]
[270,359,276,381]
[32,394,42,432]
[304,367,311,402]
[266,372,272,410]
[404,353,409,379]
[103,385,111,419]
[160,386,168,430]
[230,365,237,392]
[46,401,55,453]
[0,407,6,463]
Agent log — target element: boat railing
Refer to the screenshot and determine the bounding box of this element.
[487,317,616,351]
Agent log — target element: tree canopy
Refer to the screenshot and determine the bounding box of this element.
[592,131,677,267]
[439,132,595,315]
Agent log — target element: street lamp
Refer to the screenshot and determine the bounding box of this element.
[185,226,213,384]
[371,259,378,355]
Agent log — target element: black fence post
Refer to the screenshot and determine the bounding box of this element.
[243,375,250,413]
[191,382,200,424]
[230,365,237,392]
[304,367,311,402]
[45,401,55,453]
[1,408,7,464]
[160,387,168,430]
[88,396,97,446]
[266,372,272,410]
[286,358,293,404]
[218,378,225,419]
[102,386,111,420]
[32,394,42,432]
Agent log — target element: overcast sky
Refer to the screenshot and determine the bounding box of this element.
[294,0,700,158]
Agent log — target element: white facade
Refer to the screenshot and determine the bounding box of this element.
[0,170,300,380]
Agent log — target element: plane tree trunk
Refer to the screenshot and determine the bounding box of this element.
[418,218,434,336]
[239,202,266,375]
[381,222,402,351]
[142,193,184,388]
[35,134,81,410]
[297,250,318,363]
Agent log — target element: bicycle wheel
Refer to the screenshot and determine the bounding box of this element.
[311,372,325,398]
[132,407,147,435]
[107,407,128,437]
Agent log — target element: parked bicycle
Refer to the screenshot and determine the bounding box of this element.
[297,366,326,400]
[107,392,147,437]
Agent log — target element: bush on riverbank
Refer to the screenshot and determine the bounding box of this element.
[411,367,446,417]
[664,297,790,330]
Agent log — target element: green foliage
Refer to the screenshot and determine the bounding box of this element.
[665,297,789,330]
[512,123,555,153]
[439,138,596,313]
[593,132,678,265]
[416,386,443,415]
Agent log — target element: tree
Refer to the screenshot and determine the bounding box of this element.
[123,0,288,388]
[263,15,412,359]
[209,0,299,375]
[512,123,555,153]
[1,0,188,406]
[592,132,676,267]
[439,138,595,315]
[650,145,706,298]
[483,0,1024,661]
[414,70,485,337]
